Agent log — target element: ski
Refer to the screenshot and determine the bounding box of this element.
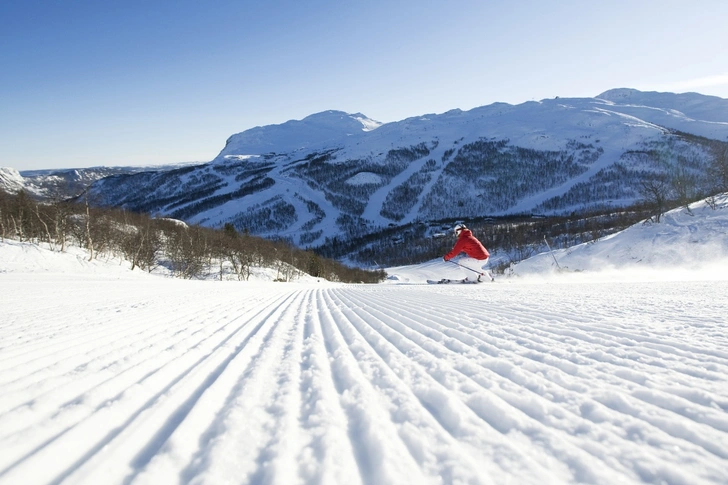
[426,278,484,285]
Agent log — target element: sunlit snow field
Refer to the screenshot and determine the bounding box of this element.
[1,197,727,485]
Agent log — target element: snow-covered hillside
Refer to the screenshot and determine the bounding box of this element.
[2,195,728,484]
[215,110,382,161]
[510,193,728,277]
[0,164,206,199]
[0,167,29,194]
[597,88,728,125]
[78,89,728,254]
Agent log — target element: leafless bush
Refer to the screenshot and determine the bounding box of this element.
[0,188,384,283]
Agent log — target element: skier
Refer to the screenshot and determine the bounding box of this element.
[443,223,490,282]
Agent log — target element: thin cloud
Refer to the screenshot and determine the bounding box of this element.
[649,73,728,92]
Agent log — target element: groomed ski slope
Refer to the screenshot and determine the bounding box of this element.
[2,266,727,485]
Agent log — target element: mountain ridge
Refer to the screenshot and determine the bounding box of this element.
[218,110,382,159]
[4,89,728,262]
[596,88,728,122]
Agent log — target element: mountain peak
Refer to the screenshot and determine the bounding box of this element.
[596,87,728,122]
[215,111,381,162]
[596,88,644,101]
[0,167,26,194]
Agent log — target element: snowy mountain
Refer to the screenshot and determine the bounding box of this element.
[2,189,728,484]
[0,164,203,199]
[16,89,728,254]
[217,110,382,157]
[0,167,29,194]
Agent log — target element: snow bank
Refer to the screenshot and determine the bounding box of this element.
[0,240,151,279]
[0,239,321,284]
[511,195,728,282]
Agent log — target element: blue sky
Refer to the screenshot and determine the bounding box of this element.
[2,0,727,171]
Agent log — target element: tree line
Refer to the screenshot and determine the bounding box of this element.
[635,134,728,222]
[314,207,655,271]
[0,188,386,283]
[419,138,604,219]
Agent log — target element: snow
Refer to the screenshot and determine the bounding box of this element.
[352,115,383,132]
[345,172,383,186]
[214,111,380,163]
[0,167,29,194]
[2,197,728,484]
[191,89,728,244]
[511,194,728,280]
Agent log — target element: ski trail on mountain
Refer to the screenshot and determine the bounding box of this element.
[361,150,443,223]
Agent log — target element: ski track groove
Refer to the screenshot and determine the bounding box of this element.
[330,288,608,483]
[0,289,298,484]
[291,289,363,485]
[0,290,183,356]
[336,286,728,483]
[323,288,570,484]
[2,279,727,484]
[443,289,728,441]
[0,290,288,437]
[130,289,310,485]
[318,288,434,485]
[1,307,231,402]
[116,289,304,485]
[233,289,307,485]
[0,289,275,372]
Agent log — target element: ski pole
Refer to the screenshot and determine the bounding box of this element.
[543,235,562,270]
[448,260,494,281]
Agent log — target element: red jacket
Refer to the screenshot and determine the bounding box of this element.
[444,229,490,261]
